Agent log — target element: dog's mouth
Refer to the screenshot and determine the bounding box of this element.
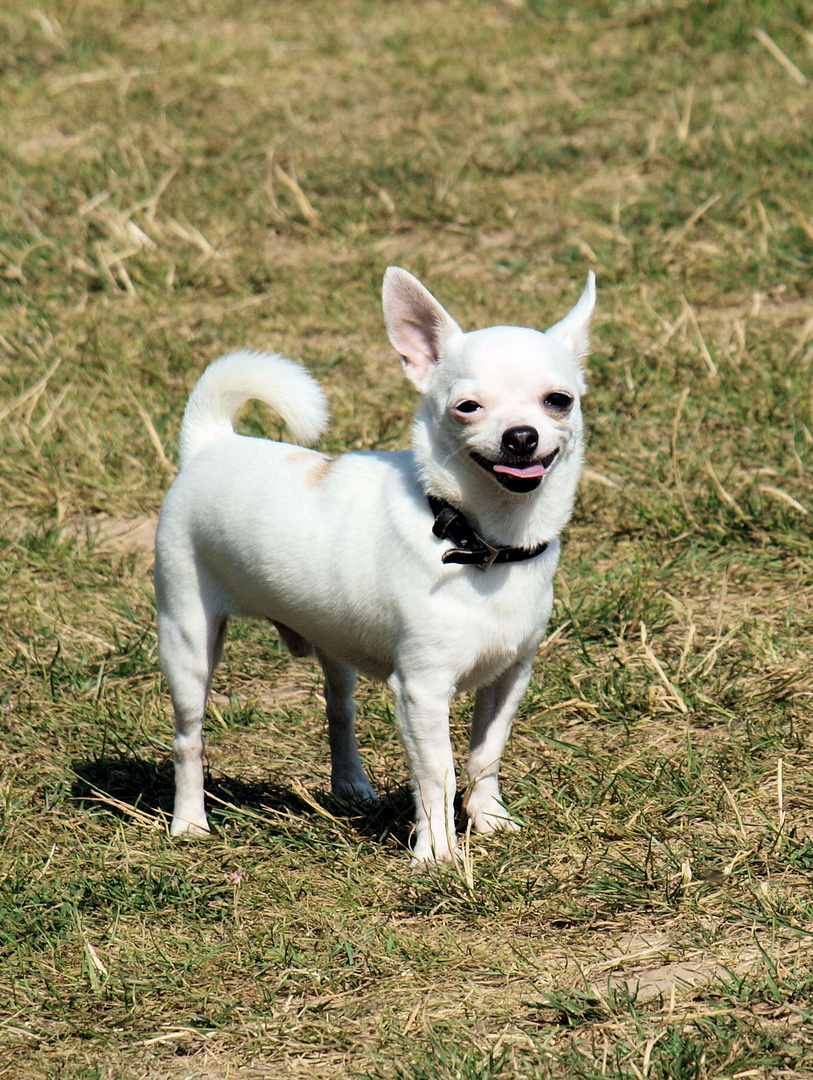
[470,448,560,494]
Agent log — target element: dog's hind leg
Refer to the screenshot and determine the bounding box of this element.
[158,601,227,837]
[317,650,379,808]
[272,620,314,658]
[465,655,534,835]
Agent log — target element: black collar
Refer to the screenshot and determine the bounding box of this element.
[428,495,549,572]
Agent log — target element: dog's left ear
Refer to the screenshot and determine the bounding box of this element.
[382,267,463,392]
[546,271,596,364]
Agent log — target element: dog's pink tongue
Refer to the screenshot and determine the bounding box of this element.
[493,462,548,478]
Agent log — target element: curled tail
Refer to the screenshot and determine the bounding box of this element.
[179,350,328,469]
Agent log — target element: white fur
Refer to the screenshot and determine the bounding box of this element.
[155,268,596,862]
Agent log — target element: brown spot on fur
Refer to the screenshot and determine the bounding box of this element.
[306,455,335,487]
[285,449,316,465]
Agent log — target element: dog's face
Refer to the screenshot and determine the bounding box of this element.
[426,324,584,495]
[382,267,595,500]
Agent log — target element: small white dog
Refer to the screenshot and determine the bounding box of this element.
[155,267,595,862]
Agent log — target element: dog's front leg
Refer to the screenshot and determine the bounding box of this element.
[389,673,458,863]
[465,655,535,835]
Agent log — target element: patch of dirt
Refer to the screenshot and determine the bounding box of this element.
[93,513,159,554]
[586,932,731,1006]
[594,959,728,1005]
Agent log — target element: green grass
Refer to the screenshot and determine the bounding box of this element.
[1,0,812,1076]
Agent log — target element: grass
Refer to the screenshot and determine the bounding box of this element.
[1,0,812,1076]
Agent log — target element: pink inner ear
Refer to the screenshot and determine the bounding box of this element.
[395,317,438,370]
[387,288,444,360]
[383,267,463,390]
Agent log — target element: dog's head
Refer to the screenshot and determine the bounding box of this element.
[382,267,595,537]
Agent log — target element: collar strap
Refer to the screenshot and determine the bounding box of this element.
[428,495,549,572]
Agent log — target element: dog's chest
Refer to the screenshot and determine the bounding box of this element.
[435,561,556,690]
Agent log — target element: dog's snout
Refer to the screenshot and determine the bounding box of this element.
[501,425,538,457]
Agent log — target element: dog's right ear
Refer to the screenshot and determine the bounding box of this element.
[382,268,463,392]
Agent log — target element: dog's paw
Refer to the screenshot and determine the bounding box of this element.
[331,774,380,810]
[410,834,461,866]
[466,793,520,835]
[170,816,211,837]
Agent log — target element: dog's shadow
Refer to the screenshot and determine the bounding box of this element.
[71,756,415,852]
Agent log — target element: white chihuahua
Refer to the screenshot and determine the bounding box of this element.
[155,267,595,862]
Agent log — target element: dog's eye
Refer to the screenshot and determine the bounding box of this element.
[544,392,573,412]
[453,400,483,415]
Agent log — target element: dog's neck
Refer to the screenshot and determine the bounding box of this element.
[428,495,550,570]
[411,418,582,550]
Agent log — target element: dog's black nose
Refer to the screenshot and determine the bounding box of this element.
[502,425,538,457]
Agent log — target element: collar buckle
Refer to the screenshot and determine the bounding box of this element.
[477,541,501,572]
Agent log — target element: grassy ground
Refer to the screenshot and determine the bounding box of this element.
[1,0,812,1077]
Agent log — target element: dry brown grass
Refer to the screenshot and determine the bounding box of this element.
[1,1,812,1077]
